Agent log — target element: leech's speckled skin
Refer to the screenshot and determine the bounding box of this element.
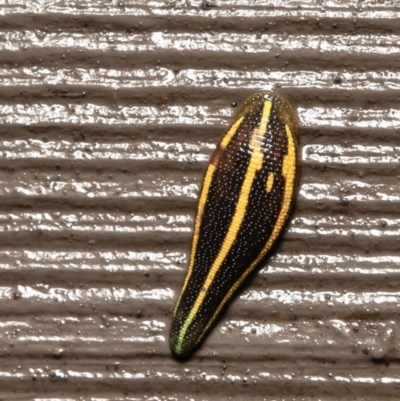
[170,92,298,359]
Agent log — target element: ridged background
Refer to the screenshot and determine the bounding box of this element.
[0,0,399,400]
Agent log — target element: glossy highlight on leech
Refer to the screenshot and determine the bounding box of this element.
[170,91,298,359]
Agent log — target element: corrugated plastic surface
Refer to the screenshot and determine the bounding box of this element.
[0,0,400,399]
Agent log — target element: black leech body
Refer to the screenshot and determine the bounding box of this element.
[170,91,298,359]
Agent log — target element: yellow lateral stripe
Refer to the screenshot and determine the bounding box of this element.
[176,101,272,346]
[221,116,245,149]
[266,172,274,193]
[173,115,245,315]
[202,123,297,338]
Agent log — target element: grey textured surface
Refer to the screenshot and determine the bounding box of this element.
[0,0,399,399]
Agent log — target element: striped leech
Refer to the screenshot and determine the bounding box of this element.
[170,91,299,359]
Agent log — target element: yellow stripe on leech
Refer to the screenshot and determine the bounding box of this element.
[245,124,296,277]
[202,123,297,338]
[221,116,245,149]
[266,172,274,193]
[176,101,272,348]
[173,116,244,315]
